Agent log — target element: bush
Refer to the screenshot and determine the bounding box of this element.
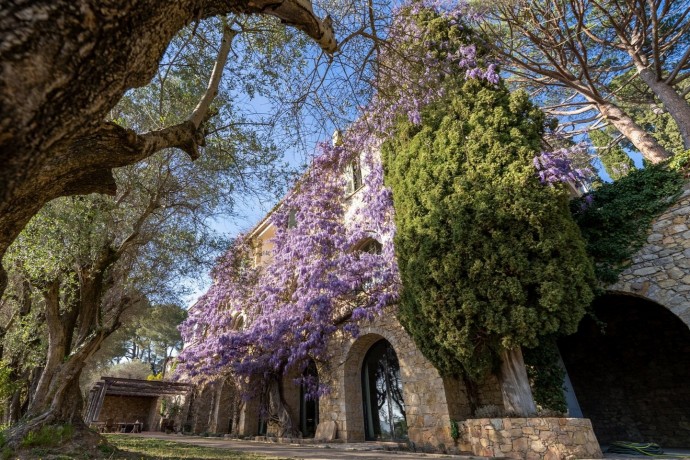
[386,78,596,380]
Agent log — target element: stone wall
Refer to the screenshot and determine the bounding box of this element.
[237,394,261,436]
[187,381,215,433]
[460,418,602,459]
[202,308,509,450]
[100,395,157,431]
[186,378,243,435]
[576,181,690,446]
[279,367,302,436]
[207,379,238,434]
[610,183,690,328]
[318,310,475,450]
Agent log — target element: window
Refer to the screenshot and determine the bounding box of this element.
[362,339,407,441]
[299,360,319,438]
[288,209,297,229]
[353,238,383,291]
[253,240,263,266]
[345,158,363,195]
[231,312,245,331]
[358,239,382,255]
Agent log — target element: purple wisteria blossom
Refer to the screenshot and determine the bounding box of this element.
[177,138,399,395]
[533,144,596,187]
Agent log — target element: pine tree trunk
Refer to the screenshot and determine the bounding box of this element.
[595,101,672,163]
[498,347,537,417]
[637,68,690,150]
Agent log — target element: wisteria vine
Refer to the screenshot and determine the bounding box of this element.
[533,144,596,187]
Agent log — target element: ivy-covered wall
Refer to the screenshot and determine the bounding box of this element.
[608,182,690,328]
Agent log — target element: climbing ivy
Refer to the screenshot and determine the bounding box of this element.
[571,164,685,285]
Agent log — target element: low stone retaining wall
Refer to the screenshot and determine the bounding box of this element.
[460,417,602,459]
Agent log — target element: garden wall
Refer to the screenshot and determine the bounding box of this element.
[610,182,690,329]
[460,417,602,459]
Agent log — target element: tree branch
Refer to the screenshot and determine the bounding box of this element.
[0,0,340,294]
[190,21,237,128]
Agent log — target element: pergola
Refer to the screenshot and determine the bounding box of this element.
[85,377,193,430]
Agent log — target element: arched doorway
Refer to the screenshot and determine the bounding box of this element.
[559,294,690,447]
[361,339,407,441]
[299,360,319,438]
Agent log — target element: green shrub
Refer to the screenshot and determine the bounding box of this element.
[385,78,596,380]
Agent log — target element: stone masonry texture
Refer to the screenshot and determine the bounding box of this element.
[610,183,690,329]
[184,181,690,454]
[460,417,602,459]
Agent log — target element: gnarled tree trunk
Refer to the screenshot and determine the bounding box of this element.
[4,249,137,448]
[5,369,102,451]
[265,376,301,438]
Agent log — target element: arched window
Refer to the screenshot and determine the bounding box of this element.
[361,339,407,441]
[352,237,382,255]
[299,360,319,438]
[230,312,245,331]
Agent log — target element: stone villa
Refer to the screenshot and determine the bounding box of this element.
[177,149,690,458]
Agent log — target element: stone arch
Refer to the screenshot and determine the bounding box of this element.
[608,289,690,331]
[360,338,407,440]
[350,236,383,254]
[335,316,460,447]
[559,292,690,446]
[342,332,395,441]
[609,184,690,330]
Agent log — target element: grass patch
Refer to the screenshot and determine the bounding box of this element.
[21,424,74,448]
[105,435,287,459]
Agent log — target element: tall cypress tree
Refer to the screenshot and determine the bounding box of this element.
[383,76,596,415]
